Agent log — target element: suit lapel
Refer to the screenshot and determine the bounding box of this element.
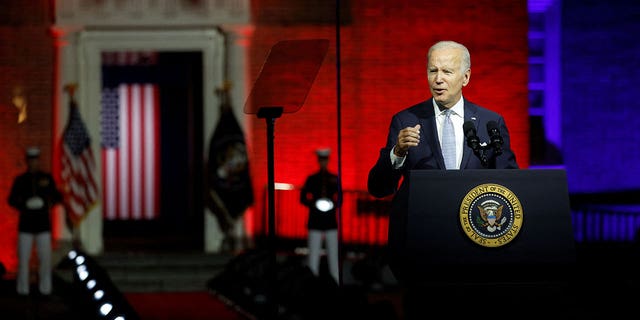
[420,99,444,169]
[461,100,479,169]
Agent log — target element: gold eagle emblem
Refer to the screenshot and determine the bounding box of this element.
[478,200,506,232]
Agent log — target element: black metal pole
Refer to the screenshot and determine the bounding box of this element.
[257,106,283,319]
[335,0,343,286]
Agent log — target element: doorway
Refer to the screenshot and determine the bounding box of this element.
[101,51,204,252]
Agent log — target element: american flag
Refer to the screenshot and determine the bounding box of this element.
[101,83,160,220]
[60,99,99,225]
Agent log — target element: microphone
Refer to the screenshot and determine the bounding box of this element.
[463,121,481,153]
[486,120,503,155]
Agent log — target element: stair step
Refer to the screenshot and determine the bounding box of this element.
[91,252,234,292]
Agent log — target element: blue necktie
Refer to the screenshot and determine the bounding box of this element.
[442,109,456,169]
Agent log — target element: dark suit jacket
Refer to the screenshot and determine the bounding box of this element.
[367,98,519,282]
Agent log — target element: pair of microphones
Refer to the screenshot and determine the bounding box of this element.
[463,120,503,167]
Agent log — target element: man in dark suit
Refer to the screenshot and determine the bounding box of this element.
[367,40,519,285]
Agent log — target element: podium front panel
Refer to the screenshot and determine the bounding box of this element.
[405,169,576,281]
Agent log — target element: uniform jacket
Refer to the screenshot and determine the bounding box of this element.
[300,170,342,230]
[8,170,62,233]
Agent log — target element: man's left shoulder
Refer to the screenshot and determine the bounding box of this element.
[466,100,501,117]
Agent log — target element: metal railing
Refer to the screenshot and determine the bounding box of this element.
[259,186,640,245]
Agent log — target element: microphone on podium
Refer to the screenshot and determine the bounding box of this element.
[464,120,489,168]
[486,120,503,156]
[463,121,481,154]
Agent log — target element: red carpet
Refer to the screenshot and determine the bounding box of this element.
[125,291,249,320]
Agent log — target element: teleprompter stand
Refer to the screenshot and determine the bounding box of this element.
[244,39,329,318]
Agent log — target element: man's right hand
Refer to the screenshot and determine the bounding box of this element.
[394,124,421,157]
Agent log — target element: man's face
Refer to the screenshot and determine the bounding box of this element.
[27,157,39,172]
[318,157,329,169]
[427,47,470,108]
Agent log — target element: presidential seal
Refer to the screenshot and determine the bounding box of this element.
[459,183,523,247]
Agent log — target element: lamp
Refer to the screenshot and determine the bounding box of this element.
[11,86,27,124]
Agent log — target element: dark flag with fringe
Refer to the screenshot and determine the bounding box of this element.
[205,85,254,233]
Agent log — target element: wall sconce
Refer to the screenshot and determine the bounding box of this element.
[11,86,27,124]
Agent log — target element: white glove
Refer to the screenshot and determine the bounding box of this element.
[26,196,45,210]
[314,198,334,212]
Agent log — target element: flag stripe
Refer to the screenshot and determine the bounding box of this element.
[120,85,130,219]
[144,85,158,219]
[102,150,116,220]
[130,85,141,220]
[101,83,160,220]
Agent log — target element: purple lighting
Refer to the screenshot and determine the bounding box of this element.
[572,205,640,242]
[528,0,554,13]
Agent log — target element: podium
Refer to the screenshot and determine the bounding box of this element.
[401,169,576,284]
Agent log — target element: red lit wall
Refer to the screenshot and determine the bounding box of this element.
[0,1,529,269]
[247,0,530,240]
[0,1,56,273]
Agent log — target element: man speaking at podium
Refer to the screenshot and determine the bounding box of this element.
[367,40,519,283]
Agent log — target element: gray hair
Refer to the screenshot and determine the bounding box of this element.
[428,40,471,72]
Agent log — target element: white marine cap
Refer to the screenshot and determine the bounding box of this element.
[315,148,331,158]
[26,146,40,158]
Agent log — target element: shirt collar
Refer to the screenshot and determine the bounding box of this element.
[433,96,465,117]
